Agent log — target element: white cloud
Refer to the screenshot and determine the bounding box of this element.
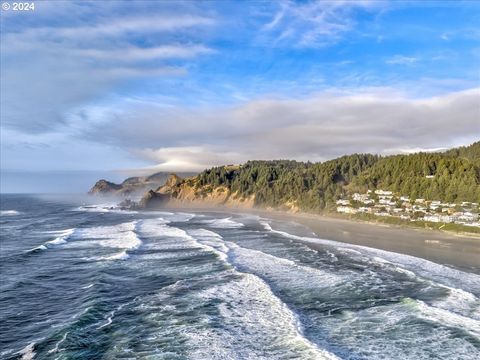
[76,45,214,61]
[1,10,216,134]
[56,15,215,38]
[131,146,243,172]
[260,0,381,47]
[386,55,418,65]
[79,87,480,171]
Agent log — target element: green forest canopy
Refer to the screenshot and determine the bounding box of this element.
[194,141,480,211]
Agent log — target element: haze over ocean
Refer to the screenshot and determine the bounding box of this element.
[1,195,479,359]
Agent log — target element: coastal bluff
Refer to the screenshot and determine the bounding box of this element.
[88,172,195,197]
[138,173,255,209]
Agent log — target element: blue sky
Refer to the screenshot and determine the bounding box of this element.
[1,0,479,192]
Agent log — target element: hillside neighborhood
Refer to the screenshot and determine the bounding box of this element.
[336,189,480,228]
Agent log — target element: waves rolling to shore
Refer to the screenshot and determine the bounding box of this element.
[1,194,479,359]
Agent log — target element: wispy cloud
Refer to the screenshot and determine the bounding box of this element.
[75,45,214,62]
[1,7,216,134]
[259,0,381,47]
[57,15,215,38]
[386,55,418,65]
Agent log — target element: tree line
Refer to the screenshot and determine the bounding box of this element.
[194,141,480,212]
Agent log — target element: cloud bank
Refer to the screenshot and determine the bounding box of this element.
[76,88,480,172]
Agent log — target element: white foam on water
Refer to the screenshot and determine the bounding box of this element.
[73,204,137,214]
[47,332,68,354]
[45,228,76,246]
[165,212,196,222]
[73,204,112,213]
[97,311,115,329]
[133,271,339,359]
[322,299,480,359]
[201,217,245,229]
[1,210,21,216]
[141,222,228,262]
[138,220,229,260]
[189,226,342,299]
[75,222,141,249]
[27,229,77,253]
[81,283,94,289]
[29,245,47,252]
[260,220,480,297]
[138,219,203,252]
[415,299,480,338]
[188,228,223,238]
[325,250,338,262]
[224,240,343,294]
[431,285,480,320]
[187,273,340,360]
[69,221,142,261]
[261,219,480,352]
[18,342,35,360]
[93,250,130,261]
[188,228,230,261]
[142,211,195,222]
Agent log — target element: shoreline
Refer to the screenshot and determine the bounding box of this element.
[262,209,480,274]
[164,205,480,274]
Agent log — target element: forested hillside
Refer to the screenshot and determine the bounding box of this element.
[444,141,480,163]
[192,142,480,211]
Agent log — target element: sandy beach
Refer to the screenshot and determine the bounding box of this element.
[257,210,480,274]
[167,205,480,274]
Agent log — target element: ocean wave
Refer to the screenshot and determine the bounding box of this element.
[260,220,480,297]
[17,342,36,360]
[92,250,130,261]
[415,299,480,338]
[73,204,138,214]
[130,271,339,359]
[142,211,195,222]
[1,210,21,216]
[190,226,342,296]
[224,240,343,294]
[201,217,245,229]
[191,273,340,359]
[68,221,142,261]
[75,221,141,249]
[430,285,480,320]
[28,228,76,251]
[47,331,68,354]
[138,220,231,263]
[320,299,480,359]
[45,228,76,245]
[97,311,115,329]
[187,228,230,262]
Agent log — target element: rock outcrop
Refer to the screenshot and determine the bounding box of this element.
[88,180,123,195]
[88,172,195,197]
[138,173,255,209]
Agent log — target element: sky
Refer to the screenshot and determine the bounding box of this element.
[1,0,479,192]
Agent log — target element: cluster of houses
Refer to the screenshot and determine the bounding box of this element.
[336,189,480,228]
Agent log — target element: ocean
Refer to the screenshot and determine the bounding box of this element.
[1,194,479,359]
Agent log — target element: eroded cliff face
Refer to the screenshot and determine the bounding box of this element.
[88,180,123,195]
[88,172,195,197]
[139,174,255,209]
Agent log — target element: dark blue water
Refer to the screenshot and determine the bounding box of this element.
[1,194,479,359]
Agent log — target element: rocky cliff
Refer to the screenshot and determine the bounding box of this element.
[88,172,195,197]
[139,174,255,209]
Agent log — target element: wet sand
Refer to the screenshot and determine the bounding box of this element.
[260,210,480,274]
[167,205,480,274]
